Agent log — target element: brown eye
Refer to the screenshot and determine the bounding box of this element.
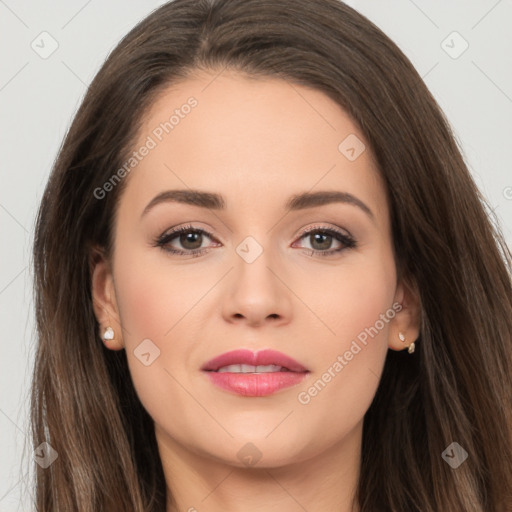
[308,232,335,251]
[177,231,204,250]
[293,227,356,257]
[155,224,356,258]
[155,225,218,257]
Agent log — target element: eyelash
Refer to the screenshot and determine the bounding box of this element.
[154,223,357,258]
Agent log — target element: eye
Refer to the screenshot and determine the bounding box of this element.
[154,224,219,257]
[292,225,356,257]
[154,224,357,258]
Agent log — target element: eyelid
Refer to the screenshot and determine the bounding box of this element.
[294,222,352,240]
[155,222,356,257]
[158,224,218,241]
[157,222,352,241]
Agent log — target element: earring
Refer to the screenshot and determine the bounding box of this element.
[103,326,115,341]
[398,332,415,354]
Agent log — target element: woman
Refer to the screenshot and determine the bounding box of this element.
[31,0,512,510]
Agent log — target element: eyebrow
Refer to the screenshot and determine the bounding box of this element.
[140,189,374,220]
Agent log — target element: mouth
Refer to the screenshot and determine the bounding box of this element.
[200,349,309,397]
[200,348,309,373]
[212,364,296,373]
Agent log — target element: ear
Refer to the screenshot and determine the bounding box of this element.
[388,274,421,351]
[90,245,124,351]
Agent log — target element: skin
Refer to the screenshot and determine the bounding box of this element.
[92,68,420,512]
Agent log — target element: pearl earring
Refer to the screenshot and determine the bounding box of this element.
[103,326,115,341]
[398,332,415,354]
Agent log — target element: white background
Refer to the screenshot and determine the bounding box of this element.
[1,0,511,509]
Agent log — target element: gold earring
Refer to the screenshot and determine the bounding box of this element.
[103,326,115,341]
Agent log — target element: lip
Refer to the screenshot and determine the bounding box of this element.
[201,349,308,372]
[201,349,310,397]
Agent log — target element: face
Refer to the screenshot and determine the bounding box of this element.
[92,68,417,470]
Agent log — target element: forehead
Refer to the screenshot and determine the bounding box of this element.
[119,69,387,221]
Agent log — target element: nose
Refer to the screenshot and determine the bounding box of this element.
[221,247,293,328]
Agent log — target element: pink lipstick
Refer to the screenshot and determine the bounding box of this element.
[201,349,309,397]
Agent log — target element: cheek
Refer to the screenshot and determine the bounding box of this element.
[114,263,170,343]
[305,249,396,352]
[113,243,206,341]
[111,243,215,408]
[291,251,395,431]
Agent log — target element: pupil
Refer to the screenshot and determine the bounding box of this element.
[312,233,331,250]
[181,232,202,249]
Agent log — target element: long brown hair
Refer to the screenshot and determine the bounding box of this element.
[31,0,512,510]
